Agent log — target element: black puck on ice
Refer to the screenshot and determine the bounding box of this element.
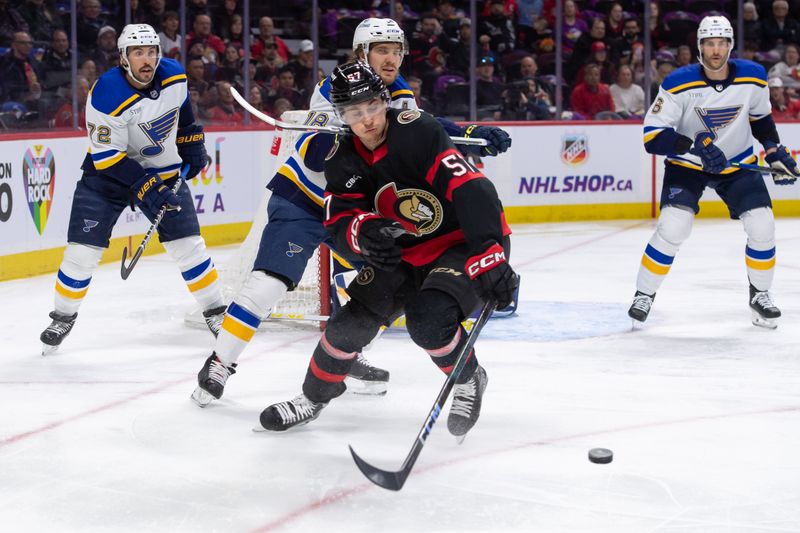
[588,448,613,464]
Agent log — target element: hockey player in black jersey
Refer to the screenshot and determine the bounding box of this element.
[258,62,519,435]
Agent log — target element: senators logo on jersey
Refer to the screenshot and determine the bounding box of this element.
[375,182,443,235]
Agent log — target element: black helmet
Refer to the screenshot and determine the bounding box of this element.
[329,62,390,114]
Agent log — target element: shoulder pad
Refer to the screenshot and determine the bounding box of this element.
[157,58,187,86]
[731,59,768,83]
[89,68,141,116]
[662,64,706,94]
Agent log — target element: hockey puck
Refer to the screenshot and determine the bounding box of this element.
[588,448,613,464]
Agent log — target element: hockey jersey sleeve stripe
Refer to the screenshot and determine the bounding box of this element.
[643,128,665,143]
[324,207,365,227]
[161,73,187,88]
[276,158,325,204]
[732,77,767,87]
[390,89,414,98]
[92,151,127,170]
[424,148,485,193]
[110,94,142,117]
[667,81,707,94]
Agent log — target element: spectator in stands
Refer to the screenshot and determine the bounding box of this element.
[479,0,516,54]
[576,41,616,84]
[187,0,210,27]
[769,76,800,118]
[272,97,293,118]
[188,81,204,123]
[0,31,41,105]
[215,44,242,84]
[141,0,167,32]
[251,16,289,63]
[225,14,244,49]
[609,64,644,118]
[606,3,624,40]
[741,40,760,61]
[208,81,242,123]
[247,84,267,113]
[17,0,61,43]
[409,12,442,77]
[78,57,97,87]
[407,75,435,111]
[90,26,119,75]
[761,0,800,51]
[158,11,181,59]
[40,29,71,95]
[516,0,544,51]
[438,17,471,78]
[187,14,225,63]
[647,1,668,50]
[768,43,800,85]
[676,45,692,67]
[476,55,504,117]
[570,63,614,119]
[436,0,462,39]
[568,17,607,83]
[0,0,29,47]
[254,38,285,89]
[214,0,239,42]
[561,0,586,56]
[52,76,89,128]
[76,0,108,53]
[743,2,763,50]
[611,17,642,66]
[268,66,305,111]
[501,76,551,120]
[287,39,315,98]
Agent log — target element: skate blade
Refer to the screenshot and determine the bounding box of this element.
[190,387,216,407]
[344,376,388,396]
[751,310,778,329]
[455,434,467,445]
[41,344,59,356]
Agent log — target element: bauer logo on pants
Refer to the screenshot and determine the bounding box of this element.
[561,134,588,166]
[22,145,56,235]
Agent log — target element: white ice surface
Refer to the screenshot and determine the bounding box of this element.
[3,219,800,533]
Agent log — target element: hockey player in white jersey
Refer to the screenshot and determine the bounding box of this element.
[630,15,799,328]
[39,24,226,354]
[191,18,512,406]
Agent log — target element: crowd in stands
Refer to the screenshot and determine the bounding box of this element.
[1,0,800,130]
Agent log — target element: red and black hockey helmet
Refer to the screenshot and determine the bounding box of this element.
[329,62,390,114]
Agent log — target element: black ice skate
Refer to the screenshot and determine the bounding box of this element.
[191,354,237,407]
[257,394,328,431]
[202,305,227,337]
[749,284,781,329]
[40,311,78,355]
[447,365,488,442]
[344,354,390,396]
[628,291,655,323]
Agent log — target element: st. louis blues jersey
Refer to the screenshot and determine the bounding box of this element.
[644,59,770,174]
[82,58,190,184]
[268,74,417,216]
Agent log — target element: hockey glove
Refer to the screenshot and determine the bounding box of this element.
[464,125,512,157]
[132,174,181,217]
[689,132,727,174]
[465,243,520,310]
[348,214,405,271]
[176,124,208,179]
[765,145,799,185]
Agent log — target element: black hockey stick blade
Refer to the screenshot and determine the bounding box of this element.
[120,243,144,280]
[348,445,407,491]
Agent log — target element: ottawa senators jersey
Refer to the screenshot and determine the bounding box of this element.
[323,109,511,267]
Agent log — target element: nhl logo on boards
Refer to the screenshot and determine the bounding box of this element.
[375,183,443,236]
[397,110,421,124]
[561,134,588,166]
[356,266,375,285]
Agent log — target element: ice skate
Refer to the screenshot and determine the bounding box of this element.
[40,311,78,355]
[191,354,237,407]
[448,365,488,443]
[202,305,227,337]
[749,284,780,329]
[257,393,328,431]
[344,354,390,396]
[628,291,655,325]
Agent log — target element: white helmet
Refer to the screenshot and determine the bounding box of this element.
[118,24,162,83]
[352,18,406,58]
[697,16,734,71]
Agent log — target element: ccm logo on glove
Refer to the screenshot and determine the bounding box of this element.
[466,244,506,279]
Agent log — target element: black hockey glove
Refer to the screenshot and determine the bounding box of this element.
[464,125,512,157]
[350,215,405,271]
[132,174,181,217]
[765,145,799,185]
[689,132,727,174]
[176,124,208,179]
[465,243,520,309]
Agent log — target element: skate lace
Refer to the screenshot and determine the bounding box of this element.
[205,313,224,335]
[353,354,375,372]
[46,319,72,336]
[752,290,776,309]
[275,394,317,424]
[631,294,652,312]
[450,379,478,418]
[208,359,232,385]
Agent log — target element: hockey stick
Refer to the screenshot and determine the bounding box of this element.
[348,299,496,491]
[729,161,795,176]
[120,160,206,280]
[229,86,489,147]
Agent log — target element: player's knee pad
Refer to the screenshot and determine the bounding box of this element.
[741,207,775,245]
[325,300,385,353]
[161,235,207,270]
[405,290,461,350]
[656,205,694,246]
[234,271,288,319]
[61,242,103,279]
